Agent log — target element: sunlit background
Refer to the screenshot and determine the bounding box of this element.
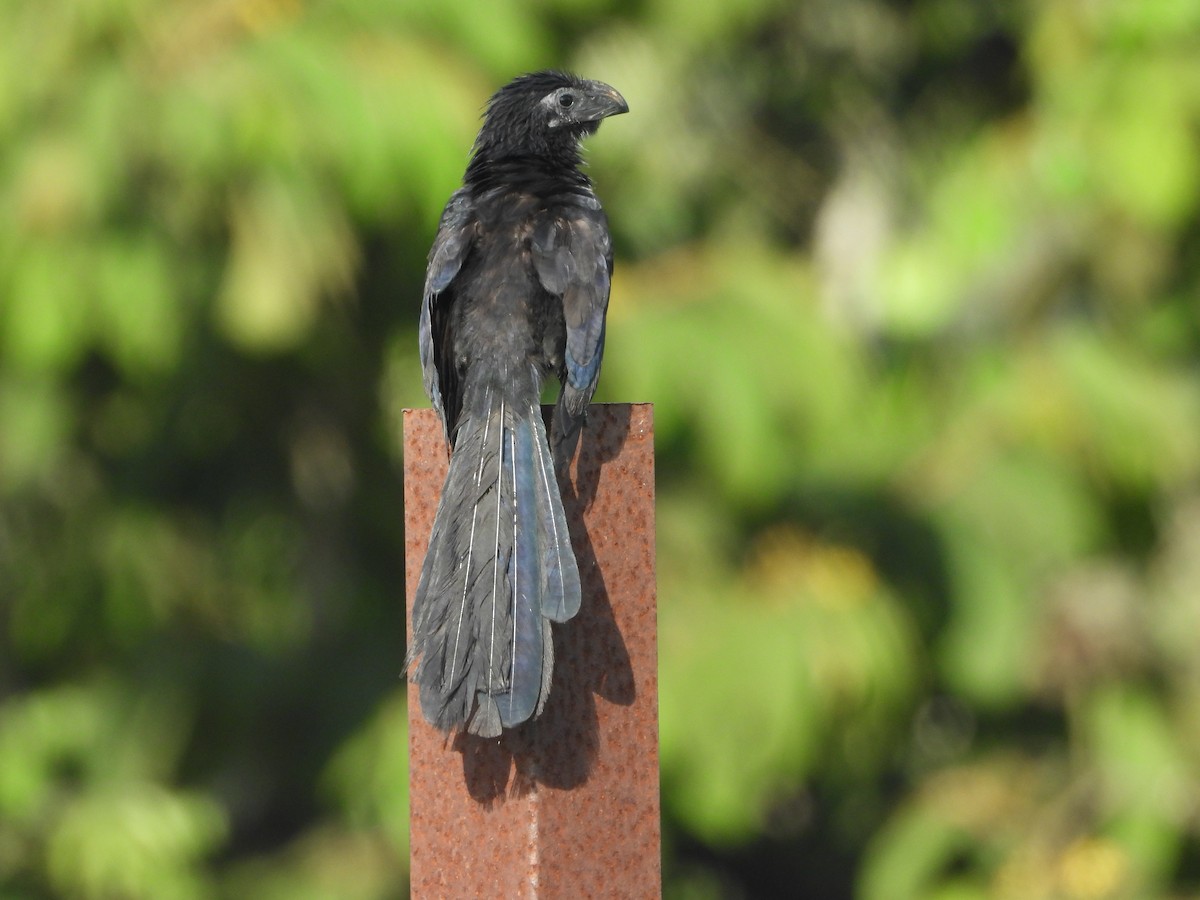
[3,1,1200,897]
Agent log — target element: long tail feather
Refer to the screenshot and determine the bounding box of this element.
[498,416,546,728]
[408,386,581,735]
[532,400,582,623]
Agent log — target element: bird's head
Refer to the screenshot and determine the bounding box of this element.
[472,71,628,163]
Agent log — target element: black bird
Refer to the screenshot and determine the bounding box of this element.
[407,71,628,737]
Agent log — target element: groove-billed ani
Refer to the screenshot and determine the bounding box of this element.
[407,71,628,737]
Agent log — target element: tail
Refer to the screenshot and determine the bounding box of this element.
[407,381,582,737]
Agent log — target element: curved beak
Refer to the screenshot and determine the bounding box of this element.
[579,80,629,123]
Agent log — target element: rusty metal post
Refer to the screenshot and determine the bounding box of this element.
[404,403,660,898]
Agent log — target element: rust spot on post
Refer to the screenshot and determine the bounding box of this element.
[404,403,660,898]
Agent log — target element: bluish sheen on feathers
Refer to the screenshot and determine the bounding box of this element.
[407,71,625,735]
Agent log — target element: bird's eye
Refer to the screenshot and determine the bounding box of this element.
[557,92,575,109]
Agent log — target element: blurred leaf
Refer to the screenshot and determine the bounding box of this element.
[47,785,226,900]
[0,378,71,489]
[1084,684,1193,822]
[3,241,92,373]
[95,236,184,376]
[216,176,357,352]
[936,530,1034,706]
[320,691,410,857]
[221,826,400,900]
[1089,59,1200,228]
[860,808,971,900]
[0,685,107,824]
[661,526,917,844]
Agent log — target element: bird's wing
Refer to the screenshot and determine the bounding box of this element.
[530,203,613,417]
[419,188,477,444]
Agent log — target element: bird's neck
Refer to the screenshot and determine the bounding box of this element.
[464,150,590,195]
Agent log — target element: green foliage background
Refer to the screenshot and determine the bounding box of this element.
[3,1,1200,897]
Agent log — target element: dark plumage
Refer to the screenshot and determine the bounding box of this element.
[407,71,627,737]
